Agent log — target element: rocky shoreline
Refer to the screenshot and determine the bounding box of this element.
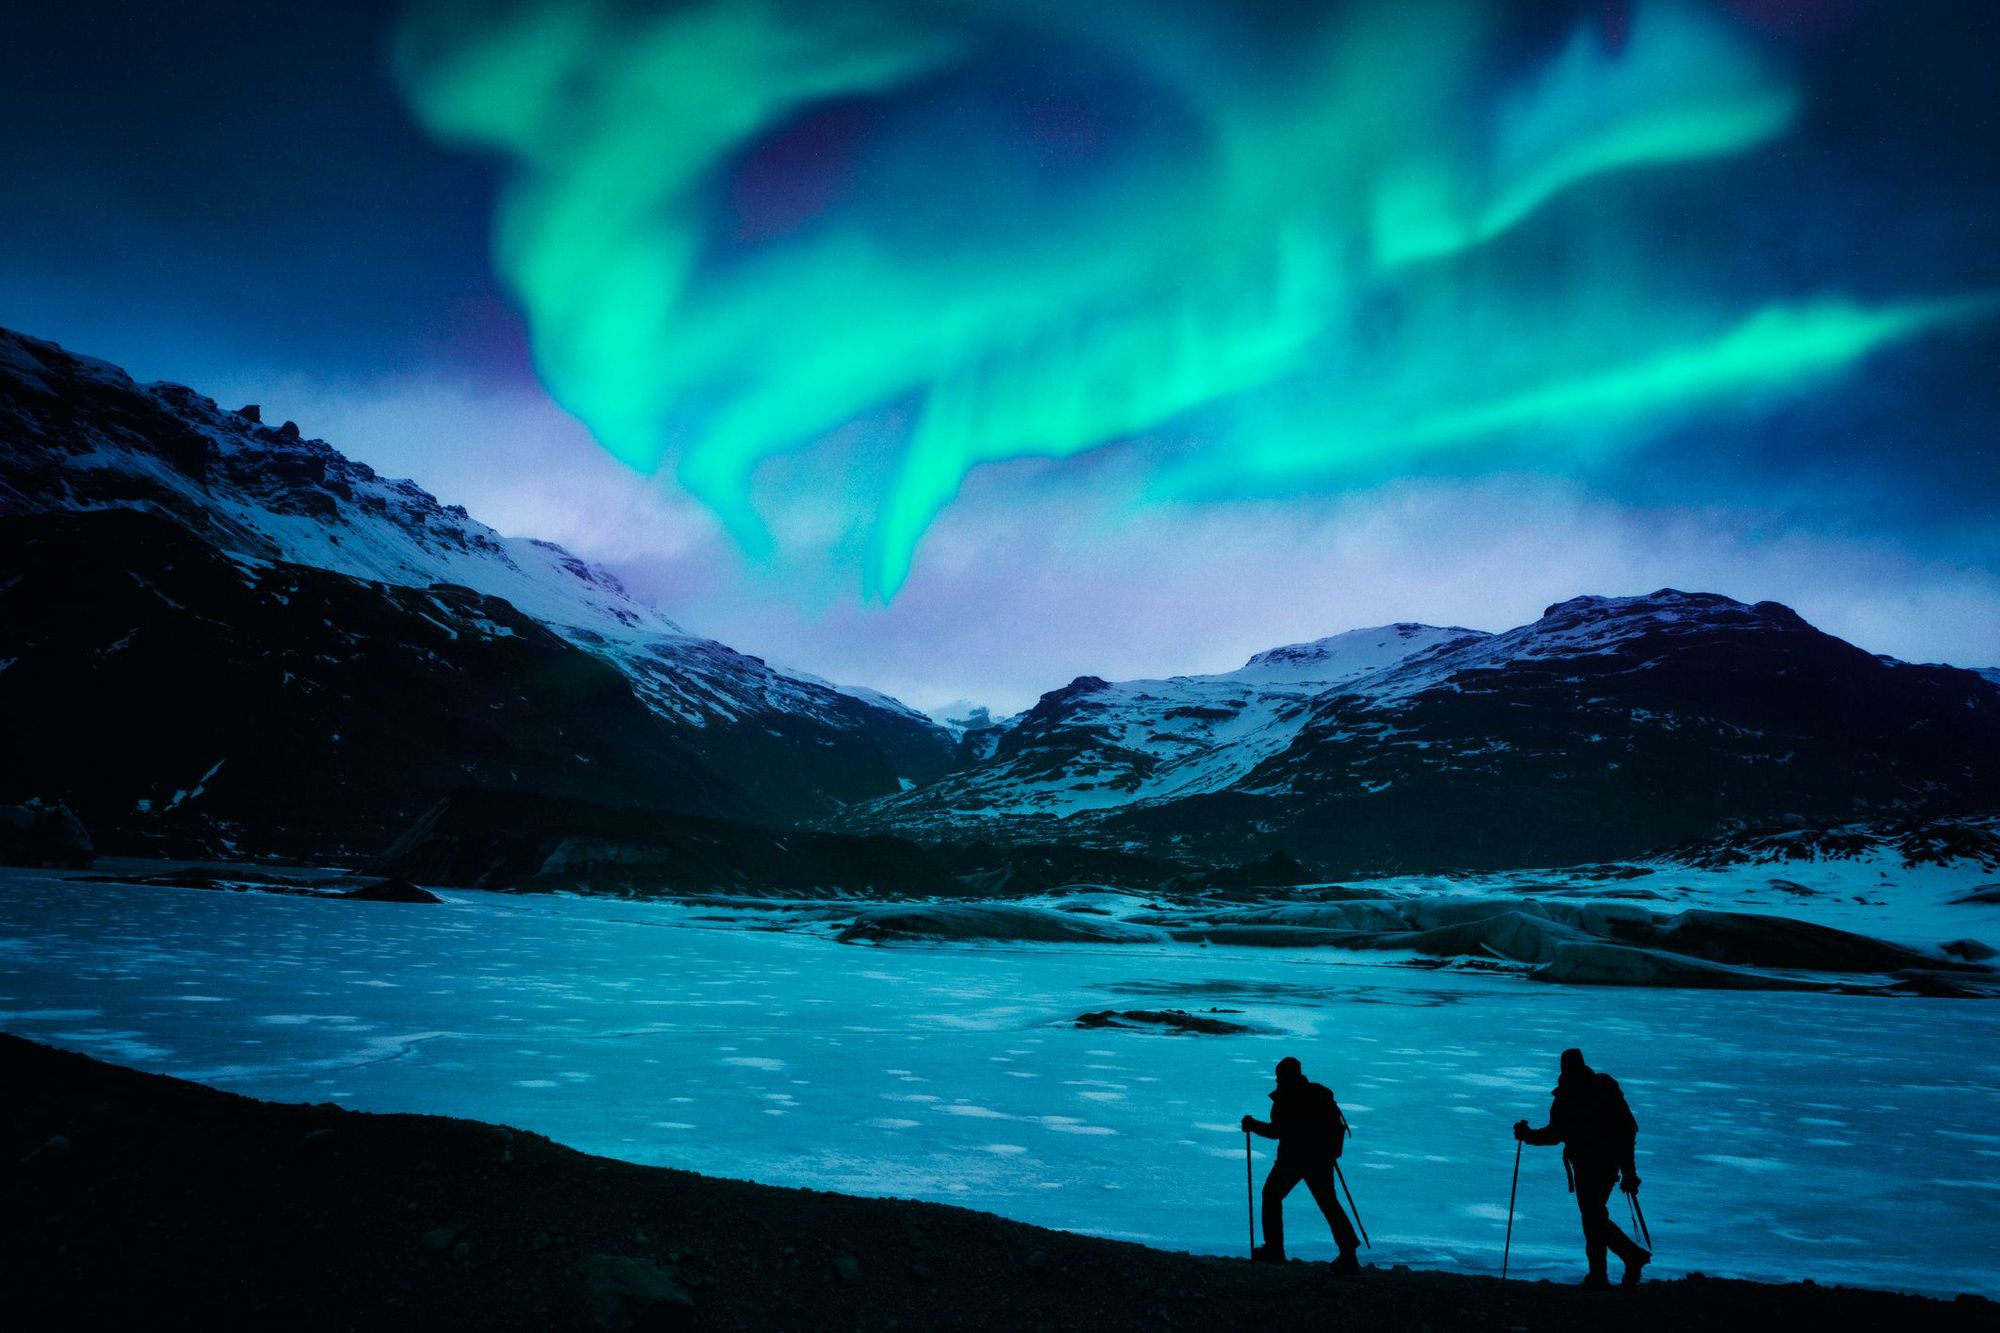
[5,1035,1993,1331]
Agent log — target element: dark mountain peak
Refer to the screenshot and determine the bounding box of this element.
[1539,587,1745,621]
[1526,590,1822,650]
[1028,676,1110,716]
[0,327,137,400]
[1747,598,1811,628]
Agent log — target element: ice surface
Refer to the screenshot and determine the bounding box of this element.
[0,869,1995,1296]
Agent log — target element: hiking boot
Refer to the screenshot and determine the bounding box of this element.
[1580,1272,1611,1290]
[1330,1251,1362,1278]
[1622,1249,1651,1288]
[1251,1245,1286,1264]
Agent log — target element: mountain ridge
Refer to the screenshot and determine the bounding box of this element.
[835,589,2000,873]
[5,324,1997,874]
[0,326,954,841]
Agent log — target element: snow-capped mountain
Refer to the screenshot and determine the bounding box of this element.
[852,624,1484,824]
[0,327,952,850]
[838,592,2000,874]
[7,325,1997,876]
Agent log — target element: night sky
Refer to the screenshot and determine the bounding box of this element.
[5,1,1998,711]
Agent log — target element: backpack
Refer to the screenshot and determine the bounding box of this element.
[1603,1074,1639,1151]
[1307,1083,1348,1160]
[1573,1072,1638,1162]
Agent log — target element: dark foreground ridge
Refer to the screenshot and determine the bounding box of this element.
[4,1037,1991,1333]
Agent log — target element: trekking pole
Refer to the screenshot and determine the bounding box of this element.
[1502,1139,1522,1281]
[1244,1131,1256,1258]
[1333,1161,1371,1249]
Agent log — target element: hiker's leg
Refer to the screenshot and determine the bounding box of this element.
[1301,1166,1360,1255]
[1600,1194,1645,1265]
[1261,1160,1302,1253]
[1575,1168,1616,1278]
[1575,1165,1644,1262]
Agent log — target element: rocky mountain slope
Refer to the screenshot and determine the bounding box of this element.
[838,592,2000,874]
[0,328,954,854]
[1657,813,2000,872]
[0,508,748,857]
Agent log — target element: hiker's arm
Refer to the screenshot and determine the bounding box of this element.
[1513,1120,1560,1145]
[1240,1114,1277,1139]
[1514,1100,1564,1146]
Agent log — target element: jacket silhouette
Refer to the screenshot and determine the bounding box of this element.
[1242,1056,1360,1272]
[1515,1048,1649,1287]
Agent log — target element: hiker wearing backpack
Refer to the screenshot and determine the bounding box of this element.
[1241,1056,1362,1275]
[1514,1047,1651,1288]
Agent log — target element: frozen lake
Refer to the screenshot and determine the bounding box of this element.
[2,871,1996,1297]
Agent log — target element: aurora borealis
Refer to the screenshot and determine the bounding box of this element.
[4,0,1999,708]
[395,0,1994,599]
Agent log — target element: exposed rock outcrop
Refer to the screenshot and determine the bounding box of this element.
[0,801,94,868]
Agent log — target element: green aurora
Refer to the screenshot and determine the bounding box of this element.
[394,0,1998,600]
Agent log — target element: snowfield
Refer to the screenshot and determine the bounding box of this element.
[1,865,1995,1297]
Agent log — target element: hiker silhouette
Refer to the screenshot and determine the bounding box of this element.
[1514,1047,1651,1288]
[1241,1056,1362,1274]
